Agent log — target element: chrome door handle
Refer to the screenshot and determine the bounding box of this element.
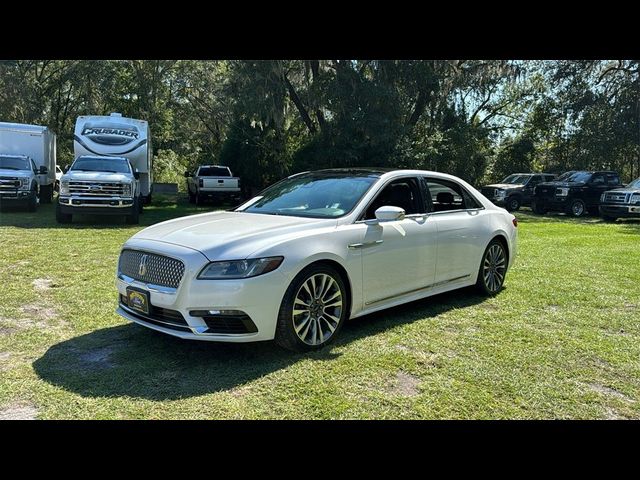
[348,240,384,249]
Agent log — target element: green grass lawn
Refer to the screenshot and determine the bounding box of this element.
[1,197,639,419]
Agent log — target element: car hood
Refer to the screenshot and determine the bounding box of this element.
[62,171,133,183]
[484,183,524,190]
[0,168,31,178]
[132,211,337,261]
[605,187,639,194]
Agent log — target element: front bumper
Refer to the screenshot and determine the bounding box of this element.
[533,196,569,210]
[58,196,135,215]
[600,204,640,218]
[0,190,32,202]
[114,239,289,342]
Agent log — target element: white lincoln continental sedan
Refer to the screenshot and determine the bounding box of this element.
[115,169,518,351]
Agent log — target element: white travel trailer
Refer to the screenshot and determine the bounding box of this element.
[0,122,57,203]
[73,113,153,202]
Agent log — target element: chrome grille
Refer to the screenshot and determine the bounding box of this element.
[69,181,124,196]
[0,177,20,191]
[604,192,629,204]
[118,249,185,289]
[481,187,496,198]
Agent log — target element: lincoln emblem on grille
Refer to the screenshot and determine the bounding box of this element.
[139,254,148,276]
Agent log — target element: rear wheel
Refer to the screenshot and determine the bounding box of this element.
[40,184,53,204]
[55,203,72,223]
[188,190,195,204]
[531,199,547,214]
[275,264,348,352]
[476,239,507,296]
[567,199,586,217]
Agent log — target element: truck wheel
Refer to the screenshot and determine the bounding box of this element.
[138,197,144,214]
[55,203,72,223]
[506,196,521,212]
[567,199,586,217]
[27,188,38,212]
[126,198,140,224]
[188,191,195,204]
[531,200,547,214]
[40,184,53,204]
[144,194,152,205]
[195,194,202,207]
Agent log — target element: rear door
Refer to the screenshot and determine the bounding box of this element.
[424,177,484,285]
[586,173,608,207]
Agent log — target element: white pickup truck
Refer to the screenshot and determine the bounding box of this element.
[56,155,142,224]
[185,165,242,205]
[0,154,47,211]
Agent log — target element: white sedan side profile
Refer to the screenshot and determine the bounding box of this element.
[115,169,518,351]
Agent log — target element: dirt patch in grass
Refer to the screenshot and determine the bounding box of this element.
[0,403,38,420]
[32,278,58,292]
[20,304,58,321]
[589,383,636,403]
[389,371,421,397]
[603,406,626,420]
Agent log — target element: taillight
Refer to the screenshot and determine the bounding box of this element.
[512,218,518,227]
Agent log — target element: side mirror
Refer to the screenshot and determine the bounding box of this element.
[184,171,191,178]
[39,166,48,174]
[373,206,405,223]
[133,170,140,179]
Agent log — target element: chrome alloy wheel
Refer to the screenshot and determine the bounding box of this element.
[292,273,343,346]
[483,243,506,293]
[572,201,585,217]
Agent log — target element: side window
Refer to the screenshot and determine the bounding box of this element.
[425,178,479,212]
[363,177,423,219]
[528,175,542,186]
[607,174,620,186]
[591,174,605,185]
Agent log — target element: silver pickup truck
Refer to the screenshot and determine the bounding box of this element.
[0,154,47,211]
[185,165,241,205]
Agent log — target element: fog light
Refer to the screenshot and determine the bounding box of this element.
[190,309,246,317]
[72,199,81,205]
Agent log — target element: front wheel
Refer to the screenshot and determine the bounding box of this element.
[126,197,140,224]
[27,188,38,212]
[275,264,348,352]
[506,196,521,212]
[55,203,72,223]
[567,199,586,217]
[476,239,508,296]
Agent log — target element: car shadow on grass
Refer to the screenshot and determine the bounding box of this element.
[33,287,487,401]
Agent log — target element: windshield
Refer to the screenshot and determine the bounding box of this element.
[501,174,531,185]
[626,177,640,189]
[240,173,379,218]
[199,166,230,176]
[0,156,30,170]
[71,156,131,174]
[556,171,592,183]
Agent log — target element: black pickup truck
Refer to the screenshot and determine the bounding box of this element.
[531,170,621,217]
[599,177,640,221]
[480,173,556,211]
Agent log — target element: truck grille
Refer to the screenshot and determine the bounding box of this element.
[0,177,20,191]
[604,192,629,204]
[481,187,496,198]
[69,181,124,196]
[118,249,185,289]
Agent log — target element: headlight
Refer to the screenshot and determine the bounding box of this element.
[122,183,132,197]
[556,188,569,196]
[60,180,69,195]
[631,193,640,205]
[198,256,284,280]
[495,189,506,198]
[600,193,606,202]
[19,178,29,189]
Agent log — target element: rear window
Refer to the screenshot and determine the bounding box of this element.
[198,167,231,177]
[606,173,620,186]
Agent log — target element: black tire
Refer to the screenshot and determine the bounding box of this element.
[531,199,547,214]
[126,198,140,224]
[275,263,348,352]
[506,196,521,212]
[138,197,144,214]
[144,194,152,205]
[476,239,508,296]
[27,188,38,212]
[55,203,72,223]
[188,191,195,204]
[40,184,53,204]
[567,199,586,217]
[195,193,203,207]
[54,180,60,192]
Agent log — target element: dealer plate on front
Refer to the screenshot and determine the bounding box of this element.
[126,287,150,315]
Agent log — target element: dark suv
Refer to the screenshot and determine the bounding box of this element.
[531,170,621,217]
[480,173,556,211]
[599,176,640,221]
